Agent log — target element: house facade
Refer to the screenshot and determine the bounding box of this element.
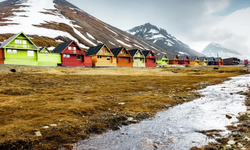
[52,40,86,67]
[199,57,208,66]
[168,54,179,65]
[0,32,39,66]
[207,57,215,65]
[215,57,223,66]
[223,57,240,65]
[128,49,145,67]
[178,55,190,65]
[142,50,156,67]
[189,56,200,65]
[111,47,133,67]
[156,54,169,66]
[38,47,61,66]
[86,44,116,67]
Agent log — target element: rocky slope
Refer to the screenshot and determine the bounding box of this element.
[127,23,204,56]
[0,0,167,54]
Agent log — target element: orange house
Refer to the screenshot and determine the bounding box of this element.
[168,54,179,65]
[111,47,133,67]
[86,44,116,67]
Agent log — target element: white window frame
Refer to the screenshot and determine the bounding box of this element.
[67,54,70,58]
[7,49,12,53]
[27,51,34,57]
[63,54,67,57]
[23,40,27,45]
[73,47,76,50]
[13,50,17,54]
[68,47,72,50]
[15,39,19,44]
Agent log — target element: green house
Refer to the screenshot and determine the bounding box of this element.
[156,53,169,66]
[38,47,61,66]
[128,49,145,67]
[0,32,39,66]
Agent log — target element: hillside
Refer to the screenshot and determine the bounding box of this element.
[202,42,243,59]
[0,0,168,54]
[127,23,204,56]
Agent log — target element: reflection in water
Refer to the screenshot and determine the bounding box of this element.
[74,75,250,150]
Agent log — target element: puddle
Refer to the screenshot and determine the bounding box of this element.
[73,74,250,150]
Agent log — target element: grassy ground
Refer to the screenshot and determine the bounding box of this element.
[0,65,248,149]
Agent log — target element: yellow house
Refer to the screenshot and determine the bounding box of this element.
[86,44,116,67]
[189,56,200,65]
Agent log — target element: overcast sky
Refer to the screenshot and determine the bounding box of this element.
[70,0,250,53]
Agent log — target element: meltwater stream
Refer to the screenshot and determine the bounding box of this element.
[73,74,250,150]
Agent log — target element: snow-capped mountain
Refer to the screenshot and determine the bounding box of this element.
[127,23,204,56]
[0,0,167,54]
[202,42,243,59]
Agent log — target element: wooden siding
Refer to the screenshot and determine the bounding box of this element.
[156,59,169,66]
[200,61,208,66]
[190,61,200,65]
[145,51,156,67]
[84,56,92,67]
[38,53,61,66]
[169,59,179,65]
[4,49,38,66]
[61,54,84,67]
[0,49,4,64]
[116,57,133,67]
[133,57,145,67]
[92,55,116,67]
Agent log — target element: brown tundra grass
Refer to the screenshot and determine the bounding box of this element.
[0,66,248,149]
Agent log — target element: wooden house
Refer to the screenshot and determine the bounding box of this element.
[223,57,240,65]
[207,57,215,65]
[199,57,208,66]
[38,47,61,66]
[168,54,179,65]
[110,47,133,67]
[178,55,190,65]
[0,32,39,66]
[0,43,3,64]
[52,40,86,67]
[189,56,200,65]
[215,57,223,66]
[142,50,156,67]
[86,44,116,67]
[128,49,145,67]
[156,53,169,66]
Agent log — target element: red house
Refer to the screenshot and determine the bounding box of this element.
[52,40,92,67]
[142,50,157,67]
[178,55,190,65]
[215,57,223,66]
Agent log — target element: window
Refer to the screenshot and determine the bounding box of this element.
[126,58,129,61]
[68,47,72,50]
[13,50,17,54]
[27,51,34,56]
[140,58,143,61]
[77,55,81,60]
[63,54,67,57]
[7,49,12,53]
[149,54,152,56]
[87,57,89,59]
[98,56,102,59]
[101,50,104,52]
[67,54,70,58]
[23,40,27,45]
[119,57,122,60]
[107,57,110,60]
[73,47,76,50]
[15,39,19,44]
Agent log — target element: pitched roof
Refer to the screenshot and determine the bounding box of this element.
[0,34,17,48]
[128,49,140,57]
[142,50,150,57]
[207,57,215,61]
[189,56,199,61]
[199,57,207,61]
[51,41,73,53]
[156,54,164,60]
[168,54,178,60]
[110,47,123,56]
[85,44,104,56]
[178,55,189,61]
[215,57,222,61]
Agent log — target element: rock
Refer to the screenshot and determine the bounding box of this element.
[237,143,243,148]
[241,148,246,150]
[226,114,232,119]
[244,136,250,141]
[35,131,42,137]
[10,69,16,73]
[165,104,171,108]
[42,126,49,129]
[127,117,133,122]
[227,140,235,145]
[118,102,125,105]
[50,124,57,127]
[245,111,250,115]
[225,145,232,149]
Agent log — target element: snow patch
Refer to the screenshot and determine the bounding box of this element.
[116,39,131,48]
[87,32,95,40]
